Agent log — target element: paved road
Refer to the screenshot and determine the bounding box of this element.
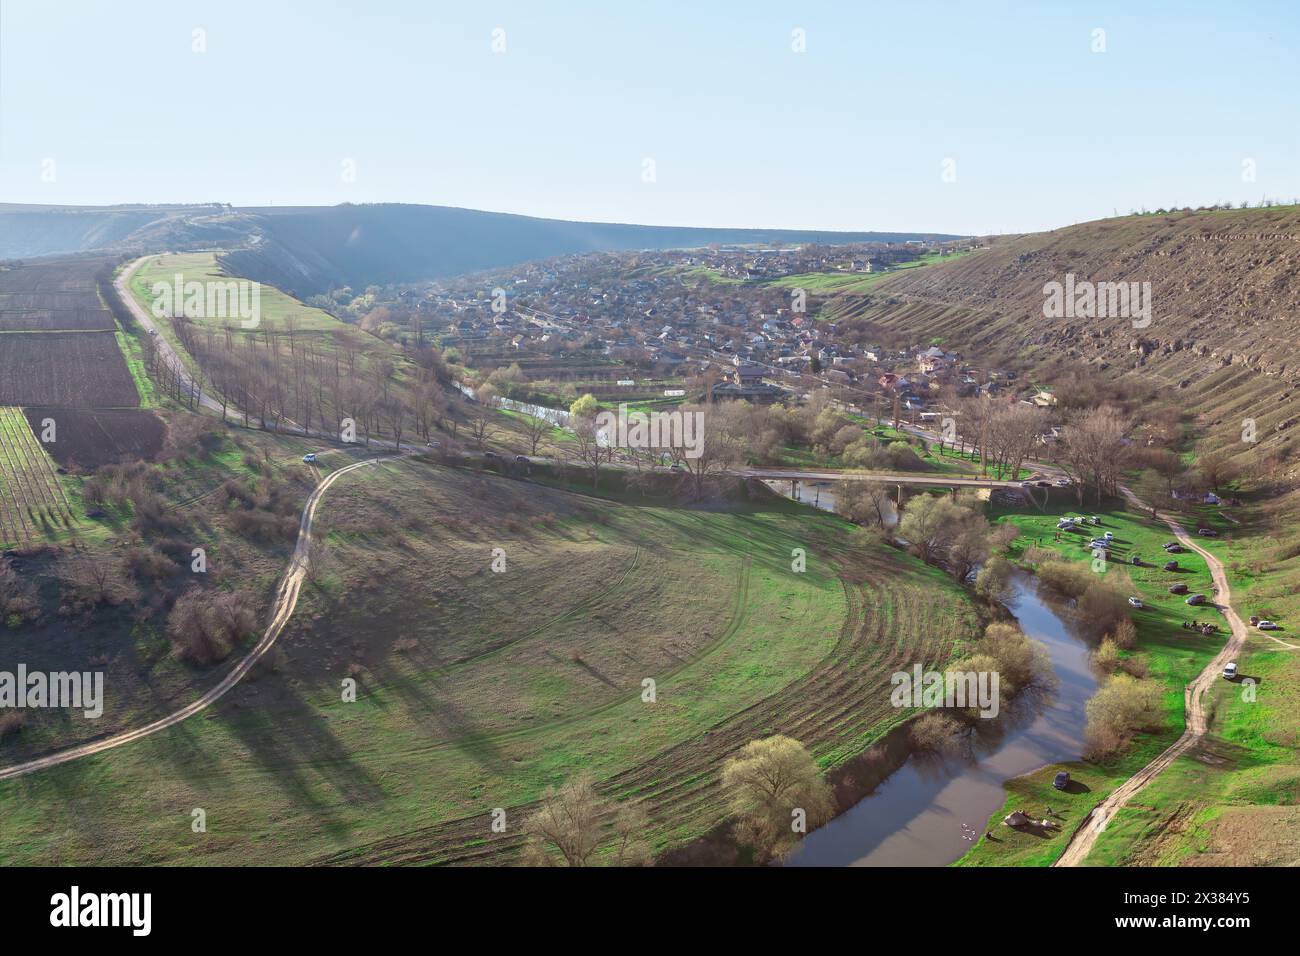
[0,455,392,783]
[742,466,1022,488]
[1053,489,1261,866]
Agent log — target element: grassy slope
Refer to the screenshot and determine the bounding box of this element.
[0,460,981,865]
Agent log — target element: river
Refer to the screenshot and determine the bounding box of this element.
[778,489,1099,866]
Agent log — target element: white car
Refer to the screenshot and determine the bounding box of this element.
[1103,531,1115,540]
[1257,620,1278,630]
[302,453,317,463]
[1054,478,1072,487]
[1223,662,1237,680]
[1127,597,1144,609]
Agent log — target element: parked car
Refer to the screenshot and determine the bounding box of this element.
[1054,478,1072,487]
[484,451,500,460]
[1169,583,1190,594]
[1257,620,1278,630]
[1186,594,1206,606]
[1052,770,1071,790]
[1128,597,1144,609]
[1163,541,1180,549]
[1103,531,1114,541]
[514,455,530,465]
[1036,480,1051,487]
[1164,543,1183,554]
[426,440,441,449]
[302,453,317,463]
[1089,516,1101,525]
[1250,615,1260,626]
[1056,518,1076,529]
[1198,528,1219,537]
[1130,554,1142,565]
[1223,662,1237,680]
[1163,561,1179,571]
[1089,539,1110,549]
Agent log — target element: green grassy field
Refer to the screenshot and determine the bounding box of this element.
[0,457,981,865]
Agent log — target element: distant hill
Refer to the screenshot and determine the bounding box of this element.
[0,202,963,296]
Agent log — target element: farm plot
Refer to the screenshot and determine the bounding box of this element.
[22,407,166,471]
[0,308,116,332]
[0,331,140,407]
[0,407,76,546]
[0,291,104,312]
[0,256,103,294]
[0,256,115,329]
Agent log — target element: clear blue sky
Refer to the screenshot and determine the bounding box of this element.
[2,0,1297,235]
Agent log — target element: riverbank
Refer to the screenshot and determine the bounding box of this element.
[955,497,1226,865]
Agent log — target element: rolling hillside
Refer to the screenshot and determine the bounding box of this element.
[0,202,963,298]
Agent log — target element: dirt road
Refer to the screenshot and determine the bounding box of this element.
[1053,491,1250,866]
[0,455,388,783]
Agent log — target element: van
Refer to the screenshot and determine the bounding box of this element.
[1223,662,1237,680]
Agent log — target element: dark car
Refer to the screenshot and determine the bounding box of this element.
[484,451,500,460]
[1169,583,1189,594]
[1053,771,1070,791]
[1164,543,1183,553]
[1185,594,1206,606]
[514,455,530,465]
[1198,528,1219,537]
[1163,561,1179,571]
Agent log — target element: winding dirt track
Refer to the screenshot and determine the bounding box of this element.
[1053,490,1252,866]
[0,455,387,783]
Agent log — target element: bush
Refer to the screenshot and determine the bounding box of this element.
[910,711,962,753]
[0,710,26,741]
[1036,559,1093,598]
[167,589,260,666]
[1084,673,1163,759]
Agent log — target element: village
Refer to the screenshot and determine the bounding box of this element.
[347,241,1058,435]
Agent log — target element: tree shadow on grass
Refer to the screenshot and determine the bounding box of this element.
[214,677,385,842]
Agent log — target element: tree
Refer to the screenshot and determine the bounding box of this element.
[669,403,744,501]
[1198,449,1240,495]
[974,554,1014,603]
[519,412,553,456]
[1133,468,1174,518]
[568,416,605,488]
[467,404,496,451]
[720,735,834,861]
[520,774,652,867]
[1084,673,1162,759]
[569,393,600,420]
[836,479,894,528]
[521,774,604,867]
